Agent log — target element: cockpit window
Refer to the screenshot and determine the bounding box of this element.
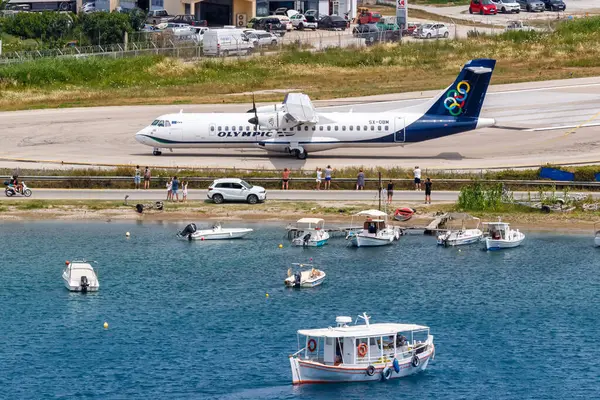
[158,120,165,127]
[165,121,171,127]
[151,120,159,126]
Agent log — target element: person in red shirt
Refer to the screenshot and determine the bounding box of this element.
[282,168,290,190]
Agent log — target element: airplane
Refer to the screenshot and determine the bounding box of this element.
[135,58,497,159]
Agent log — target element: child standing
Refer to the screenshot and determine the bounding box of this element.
[182,181,188,202]
[166,178,173,201]
[315,168,322,190]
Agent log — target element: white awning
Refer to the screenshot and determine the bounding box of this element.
[297,218,324,224]
[356,209,388,217]
[298,323,429,338]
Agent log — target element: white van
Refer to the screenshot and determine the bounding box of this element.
[202,29,253,56]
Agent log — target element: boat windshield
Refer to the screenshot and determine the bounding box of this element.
[240,180,253,189]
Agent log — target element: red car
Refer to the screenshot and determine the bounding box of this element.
[469,0,498,14]
[357,11,381,25]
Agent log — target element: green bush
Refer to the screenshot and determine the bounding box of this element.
[2,12,73,47]
[457,182,503,211]
[77,11,133,45]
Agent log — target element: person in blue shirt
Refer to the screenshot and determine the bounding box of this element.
[171,176,180,202]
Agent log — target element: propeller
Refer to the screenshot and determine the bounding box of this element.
[248,93,259,129]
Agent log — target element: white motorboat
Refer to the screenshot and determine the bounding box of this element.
[62,261,99,292]
[284,263,326,288]
[289,313,434,384]
[483,219,525,250]
[594,222,600,247]
[291,218,330,247]
[177,222,253,240]
[437,215,483,246]
[348,209,399,247]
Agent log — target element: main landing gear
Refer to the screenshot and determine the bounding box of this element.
[289,146,307,160]
[153,147,162,156]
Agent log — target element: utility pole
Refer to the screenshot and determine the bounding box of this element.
[378,171,382,211]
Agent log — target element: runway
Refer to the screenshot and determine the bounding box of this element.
[1,76,600,170]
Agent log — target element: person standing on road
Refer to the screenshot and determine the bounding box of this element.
[425,177,432,204]
[282,168,290,190]
[387,179,394,205]
[143,167,151,189]
[413,166,422,191]
[315,168,322,190]
[171,176,180,202]
[182,180,188,202]
[134,165,141,190]
[324,165,333,190]
[356,169,365,190]
[166,178,173,201]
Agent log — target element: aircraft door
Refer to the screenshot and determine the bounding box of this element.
[394,117,405,142]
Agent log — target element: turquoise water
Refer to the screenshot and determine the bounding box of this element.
[0,221,598,399]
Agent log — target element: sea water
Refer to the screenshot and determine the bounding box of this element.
[0,221,598,399]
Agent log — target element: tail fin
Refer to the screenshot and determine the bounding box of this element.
[423,59,496,119]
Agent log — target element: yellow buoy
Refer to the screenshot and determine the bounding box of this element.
[266,293,269,298]
[103,322,109,329]
[278,244,283,248]
[125,232,130,237]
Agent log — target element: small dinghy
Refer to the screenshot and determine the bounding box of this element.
[291,218,330,247]
[178,222,253,240]
[437,215,482,246]
[62,261,99,292]
[284,263,326,288]
[483,218,525,250]
[394,207,415,222]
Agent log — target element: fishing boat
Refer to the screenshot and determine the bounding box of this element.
[437,215,483,246]
[177,222,253,240]
[347,210,400,247]
[291,218,330,247]
[594,222,600,247]
[393,207,415,222]
[62,260,100,292]
[289,313,434,384]
[482,219,525,250]
[284,263,326,288]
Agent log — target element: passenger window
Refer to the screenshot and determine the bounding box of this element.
[297,126,302,131]
[349,126,353,131]
[246,126,250,131]
[239,126,243,131]
[371,126,375,131]
[319,126,323,131]
[378,126,382,131]
[225,126,229,131]
[356,125,360,131]
[385,126,389,131]
[312,126,316,131]
[335,126,339,131]
[158,120,165,127]
[342,126,346,131]
[282,128,286,131]
[210,126,215,132]
[218,126,222,131]
[364,125,368,130]
[231,183,243,189]
[327,126,331,131]
[304,126,309,131]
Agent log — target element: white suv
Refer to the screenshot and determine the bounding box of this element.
[207,178,267,204]
[416,23,449,39]
[290,14,318,30]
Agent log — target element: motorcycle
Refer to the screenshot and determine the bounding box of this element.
[4,181,32,197]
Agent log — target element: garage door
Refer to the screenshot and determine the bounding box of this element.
[200,0,233,26]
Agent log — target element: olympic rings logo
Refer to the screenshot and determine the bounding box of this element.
[443,81,471,116]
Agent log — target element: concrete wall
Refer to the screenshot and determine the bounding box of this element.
[233,0,255,24]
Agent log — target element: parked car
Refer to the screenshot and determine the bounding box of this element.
[415,23,449,39]
[469,0,497,15]
[304,9,318,17]
[491,0,520,13]
[207,178,266,204]
[169,14,207,26]
[273,7,288,15]
[273,15,293,31]
[202,29,253,56]
[318,15,347,30]
[354,24,401,45]
[190,26,209,42]
[254,17,287,36]
[377,16,399,31]
[517,0,545,12]
[357,11,381,25]
[247,17,262,28]
[504,20,536,31]
[147,9,172,25]
[541,0,565,11]
[245,30,279,48]
[290,13,318,30]
[402,22,420,36]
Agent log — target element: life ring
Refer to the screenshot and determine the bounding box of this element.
[357,343,368,357]
[412,355,420,367]
[307,339,317,352]
[381,366,392,381]
[366,365,376,376]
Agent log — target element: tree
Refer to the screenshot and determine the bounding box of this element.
[2,11,73,47]
[78,11,132,45]
[126,7,147,32]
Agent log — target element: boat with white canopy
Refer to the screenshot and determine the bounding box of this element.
[594,222,600,247]
[482,218,525,250]
[289,313,434,384]
[291,218,330,247]
[437,214,483,247]
[347,210,400,247]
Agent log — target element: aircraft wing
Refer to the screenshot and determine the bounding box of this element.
[283,93,319,125]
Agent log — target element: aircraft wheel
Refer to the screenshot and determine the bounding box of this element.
[153,149,162,156]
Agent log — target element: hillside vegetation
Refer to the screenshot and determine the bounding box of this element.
[1,16,600,110]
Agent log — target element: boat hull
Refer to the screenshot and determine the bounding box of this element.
[291,231,330,247]
[485,236,524,250]
[350,234,394,247]
[62,277,99,292]
[595,236,600,247]
[188,228,253,240]
[437,229,483,246]
[285,275,326,288]
[290,348,433,384]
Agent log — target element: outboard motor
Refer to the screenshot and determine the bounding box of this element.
[135,204,144,214]
[155,201,164,211]
[80,276,89,293]
[294,272,302,287]
[179,223,197,240]
[302,233,311,246]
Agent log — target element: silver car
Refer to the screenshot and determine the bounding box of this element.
[517,0,545,12]
[207,178,267,204]
[245,31,279,48]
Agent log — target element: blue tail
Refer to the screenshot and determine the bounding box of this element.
[425,59,496,119]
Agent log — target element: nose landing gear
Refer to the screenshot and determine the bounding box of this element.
[153,148,162,156]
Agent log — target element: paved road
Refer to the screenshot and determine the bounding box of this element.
[1,189,597,202]
[1,77,600,170]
